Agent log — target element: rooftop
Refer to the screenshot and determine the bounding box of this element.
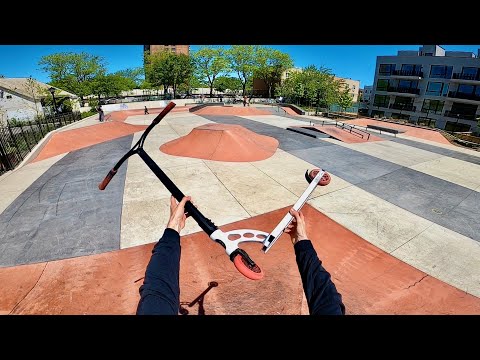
[0,78,77,102]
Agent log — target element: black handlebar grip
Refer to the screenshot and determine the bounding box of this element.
[98,169,117,190]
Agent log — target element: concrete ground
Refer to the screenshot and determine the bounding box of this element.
[1,104,480,314]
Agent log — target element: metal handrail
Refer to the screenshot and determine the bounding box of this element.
[335,121,371,140]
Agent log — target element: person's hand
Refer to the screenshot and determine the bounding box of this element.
[166,196,191,234]
[285,208,308,245]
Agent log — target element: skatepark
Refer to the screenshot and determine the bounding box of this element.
[1,102,480,314]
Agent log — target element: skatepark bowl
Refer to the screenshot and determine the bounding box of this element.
[1,103,480,315]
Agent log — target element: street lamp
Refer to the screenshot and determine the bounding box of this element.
[48,87,57,115]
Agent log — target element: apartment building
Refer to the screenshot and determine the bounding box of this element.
[360,85,373,103]
[368,45,480,132]
[143,45,190,56]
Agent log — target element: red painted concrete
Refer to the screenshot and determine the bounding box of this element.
[346,118,451,145]
[1,205,479,315]
[160,124,279,162]
[282,107,298,115]
[32,122,147,162]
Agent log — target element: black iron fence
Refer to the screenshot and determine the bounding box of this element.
[0,112,82,175]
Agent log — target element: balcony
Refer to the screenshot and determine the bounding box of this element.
[386,86,420,96]
[391,70,423,79]
[447,91,480,104]
[444,110,477,121]
[451,73,480,84]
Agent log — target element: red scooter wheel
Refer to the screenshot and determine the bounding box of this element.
[232,253,264,280]
[308,168,331,186]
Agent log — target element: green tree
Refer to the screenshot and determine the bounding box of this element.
[337,85,353,113]
[145,51,171,95]
[214,76,242,94]
[226,45,259,96]
[255,47,293,98]
[193,46,229,97]
[91,73,136,101]
[145,51,193,99]
[39,52,106,106]
[171,54,194,99]
[277,65,342,112]
[115,68,144,87]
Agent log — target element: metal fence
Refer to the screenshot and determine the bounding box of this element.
[0,112,82,175]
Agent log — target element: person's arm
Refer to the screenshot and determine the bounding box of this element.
[294,240,345,315]
[285,209,345,315]
[136,196,191,315]
[136,228,181,315]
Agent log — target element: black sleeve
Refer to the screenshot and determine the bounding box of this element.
[136,228,181,315]
[294,240,345,315]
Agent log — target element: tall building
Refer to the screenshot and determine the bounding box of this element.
[143,45,190,56]
[368,45,480,132]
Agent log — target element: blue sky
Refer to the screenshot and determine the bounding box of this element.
[1,45,480,88]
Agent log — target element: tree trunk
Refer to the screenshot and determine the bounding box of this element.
[210,83,213,97]
[268,84,272,99]
[242,83,246,96]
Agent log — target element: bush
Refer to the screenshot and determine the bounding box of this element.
[81,110,98,119]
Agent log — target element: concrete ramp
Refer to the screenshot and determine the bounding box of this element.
[299,125,384,144]
[2,205,479,315]
[160,123,279,162]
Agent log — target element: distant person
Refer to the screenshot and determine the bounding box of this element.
[243,96,247,107]
[98,106,105,122]
[136,196,345,315]
[144,106,149,115]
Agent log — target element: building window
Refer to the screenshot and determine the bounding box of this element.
[394,96,413,105]
[401,64,422,74]
[424,53,433,56]
[426,82,448,96]
[421,99,444,114]
[430,65,453,79]
[376,79,389,91]
[379,64,395,76]
[450,102,477,116]
[417,117,436,128]
[398,80,418,89]
[373,94,390,107]
[391,113,410,120]
[457,84,475,95]
[461,67,478,78]
[371,110,385,117]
